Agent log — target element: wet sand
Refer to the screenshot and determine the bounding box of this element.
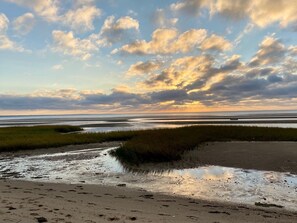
[1,141,297,222]
[1,179,296,223]
[134,141,297,174]
[190,142,297,174]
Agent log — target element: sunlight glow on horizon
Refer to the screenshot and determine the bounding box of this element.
[0,0,297,115]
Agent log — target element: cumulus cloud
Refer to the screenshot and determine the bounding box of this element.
[249,36,286,66]
[0,13,25,51]
[5,0,59,22]
[5,0,101,33]
[200,34,232,51]
[171,0,297,28]
[247,0,297,28]
[97,16,139,46]
[117,28,212,55]
[12,13,35,35]
[62,5,101,33]
[118,28,178,55]
[51,15,140,60]
[170,0,208,16]
[52,30,97,60]
[143,55,214,90]
[127,60,162,76]
[1,47,297,112]
[153,8,178,28]
[208,0,250,20]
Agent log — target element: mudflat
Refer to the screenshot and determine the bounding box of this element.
[1,141,297,222]
[1,179,296,223]
[189,141,297,174]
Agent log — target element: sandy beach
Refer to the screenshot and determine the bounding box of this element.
[1,141,297,222]
[1,179,297,223]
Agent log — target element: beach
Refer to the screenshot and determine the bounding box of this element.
[0,141,297,222]
[1,179,297,223]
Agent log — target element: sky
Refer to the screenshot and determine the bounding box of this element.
[0,0,297,115]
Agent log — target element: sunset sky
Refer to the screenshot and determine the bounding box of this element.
[0,0,297,114]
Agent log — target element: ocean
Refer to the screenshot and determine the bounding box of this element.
[1,110,297,132]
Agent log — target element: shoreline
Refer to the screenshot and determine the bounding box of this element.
[1,179,296,223]
[0,141,122,157]
[1,141,297,222]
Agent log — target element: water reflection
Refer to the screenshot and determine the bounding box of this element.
[0,147,296,211]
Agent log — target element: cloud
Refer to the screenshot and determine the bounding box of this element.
[0,13,9,34]
[32,88,81,99]
[171,0,297,28]
[81,90,149,107]
[97,16,139,46]
[138,54,241,94]
[12,13,35,35]
[143,55,214,90]
[62,5,101,33]
[249,36,286,66]
[5,0,59,22]
[127,60,162,76]
[52,30,97,60]
[208,0,250,20]
[200,34,232,51]
[194,70,297,106]
[118,28,178,55]
[52,64,64,70]
[0,13,25,52]
[5,0,101,33]
[51,16,139,59]
[153,8,178,28]
[234,23,254,45]
[1,49,297,112]
[170,0,208,16]
[117,28,209,55]
[289,46,297,56]
[150,89,188,102]
[247,0,297,28]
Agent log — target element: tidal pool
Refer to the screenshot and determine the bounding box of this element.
[0,147,296,212]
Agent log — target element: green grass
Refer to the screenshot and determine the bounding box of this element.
[0,125,138,152]
[1,125,297,165]
[112,126,297,165]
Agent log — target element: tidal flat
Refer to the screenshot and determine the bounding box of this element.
[0,125,297,222]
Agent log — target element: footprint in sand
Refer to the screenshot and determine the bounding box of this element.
[187,215,199,220]
[36,216,48,223]
[208,211,231,215]
[108,217,120,221]
[139,194,154,199]
[128,216,137,221]
[158,213,171,216]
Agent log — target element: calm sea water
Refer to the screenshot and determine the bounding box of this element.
[1,110,297,132]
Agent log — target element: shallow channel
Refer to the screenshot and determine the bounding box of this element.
[0,146,296,212]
